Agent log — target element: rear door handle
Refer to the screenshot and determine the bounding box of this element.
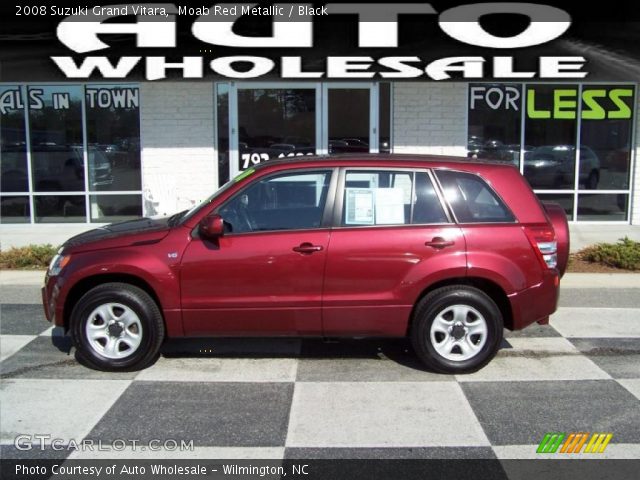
[293,243,324,254]
[425,237,455,249]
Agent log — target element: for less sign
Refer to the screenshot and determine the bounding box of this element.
[470,85,634,119]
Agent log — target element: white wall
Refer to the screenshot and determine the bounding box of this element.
[140,82,217,217]
[393,82,468,157]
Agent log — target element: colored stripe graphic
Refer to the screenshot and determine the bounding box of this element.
[584,433,613,453]
[537,433,565,453]
[538,433,613,454]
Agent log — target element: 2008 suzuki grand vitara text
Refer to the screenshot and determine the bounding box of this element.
[42,155,569,373]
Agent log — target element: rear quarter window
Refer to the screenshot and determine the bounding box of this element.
[435,170,515,223]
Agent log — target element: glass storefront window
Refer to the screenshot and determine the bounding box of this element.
[468,84,522,165]
[28,86,84,194]
[1,196,30,223]
[237,88,316,172]
[34,195,86,223]
[0,84,142,224]
[578,194,629,221]
[1,86,28,194]
[90,194,143,223]
[524,84,578,190]
[468,83,634,222]
[328,88,370,154]
[85,85,141,192]
[579,85,635,191]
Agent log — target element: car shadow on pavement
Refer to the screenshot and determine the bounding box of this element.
[160,337,440,374]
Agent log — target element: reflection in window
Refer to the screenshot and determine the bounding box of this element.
[238,89,316,171]
[468,84,522,165]
[90,194,143,223]
[34,195,86,223]
[85,85,141,192]
[0,86,28,193]
[2,84,142,224]
[28,86,84,195]
[524,85,578,190]
[328,89,370,154]
[580,86,635,191]
[1,196,30,223]
[578,194,628,221]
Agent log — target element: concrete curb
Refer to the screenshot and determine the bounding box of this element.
[2,269,639,288]
[561,273,640,288]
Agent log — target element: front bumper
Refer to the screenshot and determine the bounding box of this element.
[41,274,64,327]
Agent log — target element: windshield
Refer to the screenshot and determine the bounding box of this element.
[176,175,247,225]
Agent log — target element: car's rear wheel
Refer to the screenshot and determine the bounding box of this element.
[70,283,164,371]
[410,286,503,374]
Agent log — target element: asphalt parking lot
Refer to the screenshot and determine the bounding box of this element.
[1,273,639,462]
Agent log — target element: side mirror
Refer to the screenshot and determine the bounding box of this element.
[199,214,224,239]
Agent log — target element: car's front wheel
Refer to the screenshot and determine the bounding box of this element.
[410,286,503,374]
[70,283,165,371]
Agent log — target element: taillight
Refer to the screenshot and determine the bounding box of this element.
[524,226,558,270]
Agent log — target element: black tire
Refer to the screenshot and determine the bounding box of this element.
[70,283,165,371]
[410,286,503,374]
[586,170,599,190]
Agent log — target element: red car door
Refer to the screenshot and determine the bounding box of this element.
[180,169,335,336]
[322,169,467,337]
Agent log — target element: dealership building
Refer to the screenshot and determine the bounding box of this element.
[1,80,639,246]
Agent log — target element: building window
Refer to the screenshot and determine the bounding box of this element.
[0,84,142,224]
[467,83,635,222]
[237,88,317,172]
[1,85,29,223]
[468,84,522,166]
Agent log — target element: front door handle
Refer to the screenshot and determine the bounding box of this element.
[293,243,324,254]
[425,237,455,249]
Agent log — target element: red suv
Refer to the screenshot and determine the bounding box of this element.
[42,155,569,373]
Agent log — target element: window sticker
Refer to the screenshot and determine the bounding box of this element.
[375,188,405,224]
[345,188,375,225]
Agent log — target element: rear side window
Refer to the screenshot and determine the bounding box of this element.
[342,170,448,226]
[435,170,514,223]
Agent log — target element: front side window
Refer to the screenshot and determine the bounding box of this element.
[342,170,448,226]
[219,170,332,234]
[436,170,514,223]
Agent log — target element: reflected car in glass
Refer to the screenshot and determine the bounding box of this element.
[523,145,600,190]
[42,155,569,373]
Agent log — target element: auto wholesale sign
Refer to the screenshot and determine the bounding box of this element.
[2,1,639,82]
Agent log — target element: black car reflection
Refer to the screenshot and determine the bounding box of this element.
[523,145,600,190]
[1,144,113,193]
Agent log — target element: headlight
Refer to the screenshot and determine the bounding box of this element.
[48,254,71,276]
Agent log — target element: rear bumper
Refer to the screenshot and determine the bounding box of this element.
[508,270,559,330]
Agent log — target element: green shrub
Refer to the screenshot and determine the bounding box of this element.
[579,237,640,271]
[0,244,58,269]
